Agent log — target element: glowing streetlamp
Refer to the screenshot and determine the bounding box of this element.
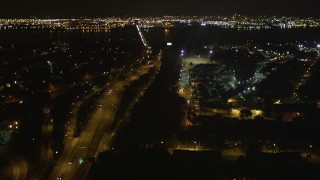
[272,143,276,153]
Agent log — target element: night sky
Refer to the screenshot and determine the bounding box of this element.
[1,0,319,17]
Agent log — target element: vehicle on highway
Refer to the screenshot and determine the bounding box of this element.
[57,174,63,180]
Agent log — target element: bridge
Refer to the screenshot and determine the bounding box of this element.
[136,25,151,49]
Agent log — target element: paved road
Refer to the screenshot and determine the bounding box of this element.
[48,58,159,180]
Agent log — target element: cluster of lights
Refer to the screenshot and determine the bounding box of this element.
[8,121,19,130]
[0,18,129,30]
[1,15,320,31]
[180,50,185,56]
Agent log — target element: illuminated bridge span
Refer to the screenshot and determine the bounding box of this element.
[136,25,150,49]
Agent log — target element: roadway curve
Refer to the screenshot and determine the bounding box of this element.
[48,57,160,180]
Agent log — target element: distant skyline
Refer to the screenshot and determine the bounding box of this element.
[1,0,319,17]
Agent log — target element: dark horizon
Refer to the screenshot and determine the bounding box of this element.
[1,0,319,18]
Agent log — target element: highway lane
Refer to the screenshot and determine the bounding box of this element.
[32,78,102,179]
[34,59,140,179]
[0,51,155,179]
[48,59,160,180]
[73,66,154,179]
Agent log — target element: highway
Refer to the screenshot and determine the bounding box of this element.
[48,25,156,180]
[48,56,161,180]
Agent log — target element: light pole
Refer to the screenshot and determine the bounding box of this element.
[272,143,276,153]
[308,144,313,157]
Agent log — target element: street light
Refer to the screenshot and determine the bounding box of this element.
[273,143,276,153]
[306,144,313,158]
